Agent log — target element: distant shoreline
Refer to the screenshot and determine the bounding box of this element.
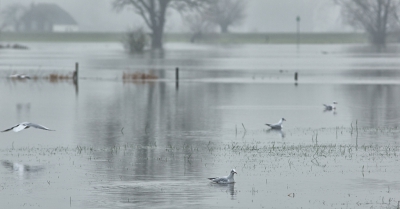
[0,32,398,44]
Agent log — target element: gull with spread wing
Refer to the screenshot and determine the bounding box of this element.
[1,122,55,133]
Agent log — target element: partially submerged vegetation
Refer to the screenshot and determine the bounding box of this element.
[44,73,73,83]
[122,27,148,53]
[3,140,400,158]
[0,43,28,49]
[122,71,158,80]
[2,129,400,208]
[6,71,75,83]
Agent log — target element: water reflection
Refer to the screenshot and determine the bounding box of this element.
[73,78,78,95]
[2,43,400,208]
[323,108,337,116]
[343,84,400,128]
[16,103,30,120]
[89,180,212,209]
[265,129,285,139]
[80,81,224,193]
[1,160,44,178]
[210,183,236,199]
[345,44,400,55]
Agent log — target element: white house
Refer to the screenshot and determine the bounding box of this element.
[19,3,79,32]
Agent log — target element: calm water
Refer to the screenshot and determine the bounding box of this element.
[1,42,400,208]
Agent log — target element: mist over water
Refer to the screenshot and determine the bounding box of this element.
[1,42,400,208]
[1,0,400,208]
[0,0,347,32]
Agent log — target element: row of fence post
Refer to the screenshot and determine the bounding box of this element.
[73,63,298,87]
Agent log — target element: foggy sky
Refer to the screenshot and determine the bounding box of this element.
[0,0,351,33]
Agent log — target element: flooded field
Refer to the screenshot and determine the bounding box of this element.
[1,42,400,208]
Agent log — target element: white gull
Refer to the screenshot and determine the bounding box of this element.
[1,122,55,132]
[265,118,286,129]
[208,169,237,184]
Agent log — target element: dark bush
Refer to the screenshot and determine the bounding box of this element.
[123,27,147,53]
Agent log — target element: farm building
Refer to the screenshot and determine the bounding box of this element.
[18,3,78,32]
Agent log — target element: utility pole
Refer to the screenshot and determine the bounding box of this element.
[296,15,301,45]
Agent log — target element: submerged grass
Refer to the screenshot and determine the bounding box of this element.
[2,139,400,208]
[122,71,158,81]
[221,142,400,157]
[3,140,399,160]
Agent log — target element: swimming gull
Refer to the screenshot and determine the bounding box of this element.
[265,118,286,129]
[208,169,237,184]
[323,101,337,110]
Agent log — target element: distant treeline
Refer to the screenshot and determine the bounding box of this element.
[0,32,399,44]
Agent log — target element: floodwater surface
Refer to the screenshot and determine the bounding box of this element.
[1,43,400,208]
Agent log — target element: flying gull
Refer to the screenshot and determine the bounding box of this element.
[1,122,55,133]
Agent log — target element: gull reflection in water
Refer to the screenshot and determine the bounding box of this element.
[265,128,285,139]
[211,183,237,199]
[2,160,44,178]
[323,108,337,115]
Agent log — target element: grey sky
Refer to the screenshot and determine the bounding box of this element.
[0,0,350,32]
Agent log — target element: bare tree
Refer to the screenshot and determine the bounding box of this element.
[0,3,26,31]
[335,0,400,44]
[113,0,210,49]
[182,10,215,42]
[205,0,246,33]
